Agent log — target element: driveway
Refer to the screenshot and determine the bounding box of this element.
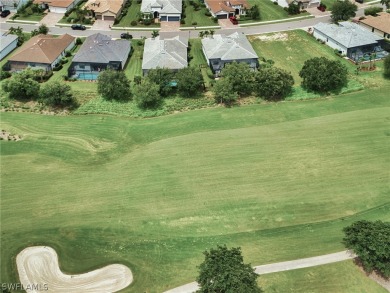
[0,12,14,23]
[160,21,180,32]
[91,20,114,30]
[218,18,236,29]
[39,12,64,26]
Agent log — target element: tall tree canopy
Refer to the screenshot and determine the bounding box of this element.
[39,81,76,107]
[221,62,254,96]
[254,67,294,100]
[331,0,357,23]
[97,70,131,101]
[196,245,263,293]
[2,70,40,100]
[176,67,204,97]
[299,57,348,93]
[343,220,390,278]
[133,78,161,108]
[146,68,175,97]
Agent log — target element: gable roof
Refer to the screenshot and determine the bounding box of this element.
[0,34,18,52]
[313,22,383,48]
[201,32,258,61]
[142,35,188,70]
[72,33,130,64]
[359,12,390,34]
[205,0,248,14]
[141,0,181,13]
[85,0,124,15]
[8,34,75,64]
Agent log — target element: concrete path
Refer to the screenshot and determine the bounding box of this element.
[164,251,356,293]
[39,12,64,26]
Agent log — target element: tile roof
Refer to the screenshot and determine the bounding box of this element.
[0,34,18,51]
[33,0,75,8]
[142,35,188,70]
[141,0,181,13]
[205,0,248,14]
[85,0,124,15]
[201,32,258,61]
[8,34,75,64]
[72,33,130,64]
[314,22,383,48]
[359,12,390,34]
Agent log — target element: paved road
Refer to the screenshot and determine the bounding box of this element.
[163,251,356,293]
[0,4,380,39]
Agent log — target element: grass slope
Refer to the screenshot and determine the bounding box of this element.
[260,260,388,293]
[1,86,390,292]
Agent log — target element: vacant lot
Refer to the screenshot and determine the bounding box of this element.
[1,81,389,292]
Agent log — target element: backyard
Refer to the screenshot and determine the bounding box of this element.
[114,2,159,27]
[182,0,216,27]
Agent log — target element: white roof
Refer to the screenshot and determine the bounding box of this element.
[141,0,181,13]
[0,34,18,52]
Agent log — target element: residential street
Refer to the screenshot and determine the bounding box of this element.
[0,5,379,39]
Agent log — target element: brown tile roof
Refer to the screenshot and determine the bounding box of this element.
[85,0,124,15]
[33,0,75,8]
[229,0,249,6]
[9,34,75,64]
[206,0,235,14]
[359,12,390,34]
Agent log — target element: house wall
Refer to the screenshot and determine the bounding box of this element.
[209,58,258,74]
[313,29,348,55]
[49,6,67,13]
[0,38,18,61]
[50,39,76,68]
[160,13,181,21]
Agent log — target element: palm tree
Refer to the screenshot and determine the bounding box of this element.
[151,30,159,39]
[209,29,215,38]
[198,31,205,38]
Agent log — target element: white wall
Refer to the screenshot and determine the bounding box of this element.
[49,6,67,13]
[313,29,347,54]
[0,39,18,61]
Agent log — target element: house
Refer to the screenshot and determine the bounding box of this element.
[0,0,28,12]
[284,0,319,8]
[140,0,182,21]
[201,32,258,75]
[85,0,125,21]
[142,33,188,75]
[7,34,75,72]
[358,12,390,39]
[68,33,131,80]
[313,22,388,61]
[33,0,82,13]
[0,33,18,61]
[204,0,249,19]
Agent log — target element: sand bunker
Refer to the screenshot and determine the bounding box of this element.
[17,246,133,293]
[256,33,288,42]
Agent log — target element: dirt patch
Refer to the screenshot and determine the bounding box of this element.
[255,33,288,42]
[17,246,133,293]
[0,130,22,141]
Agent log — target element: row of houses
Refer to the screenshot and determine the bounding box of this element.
[1,14,389,77]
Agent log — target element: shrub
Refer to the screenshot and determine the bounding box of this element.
[180,19,185,24]
[143,18,152,25]
[76,37,83,45]
[0,71,12,80]
[97,70,131,101]
[192,21,197,25]
[253,67,294,101]
[65,50,72,57]
[205,11,211,16]
[60,57,68,64]
[39,81,76,107]
[364,6,383,16]
[131,20,137,26]
[53,64,63,71]
[134,79,161,108]
[2,70,40,100]
[273,0,278,4]
[212,16,218,23]
[84,18,92,24]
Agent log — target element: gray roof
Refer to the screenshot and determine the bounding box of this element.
[314,22,383,48]
[0,33,18,52]
[141,0,181,14]
[201,32,258,61]
[142,35,188,70]
[72,33,131,64]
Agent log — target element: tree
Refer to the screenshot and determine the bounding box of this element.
[176,67,204,97]
[384,54,390,79]
[221,62,254,96]
[2,70,40,100]
[213,78,238,105]
[133,79,161,108]
[380,0,389,8]
[196,245,263,293]
[299,57,348,93]
[31,24,49,37]
[248,5,260,20]
[151,30,159,38]
[146,68,175,97]
[331,0,357,23]
[39,81,76,107]
[287,2,300,15]
[254,67,294,100]
[343,220,390,278]
[8,26,25,46]
[97,70,131,101]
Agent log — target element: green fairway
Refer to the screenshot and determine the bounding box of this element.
[1,84,390,292]
[260,260,388,293]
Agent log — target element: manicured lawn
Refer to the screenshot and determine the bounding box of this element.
[13,13,45,22]
[189,38,213,87]
[114,2,159,27]
[124,41,143,83]
[260,260,388,293]
[182,0,216,27]
[1,84,390,292]
[248,0,308,21]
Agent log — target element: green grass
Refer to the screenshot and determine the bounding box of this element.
[189,38,213,88]
[13,13,44,22]
[124,41,143,83]
[182,0,216,27]
[248,0,308,21]
[259,260,388,293]
[1,84,390,292]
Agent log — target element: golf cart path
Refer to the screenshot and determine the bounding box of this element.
[164,251,388,293]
